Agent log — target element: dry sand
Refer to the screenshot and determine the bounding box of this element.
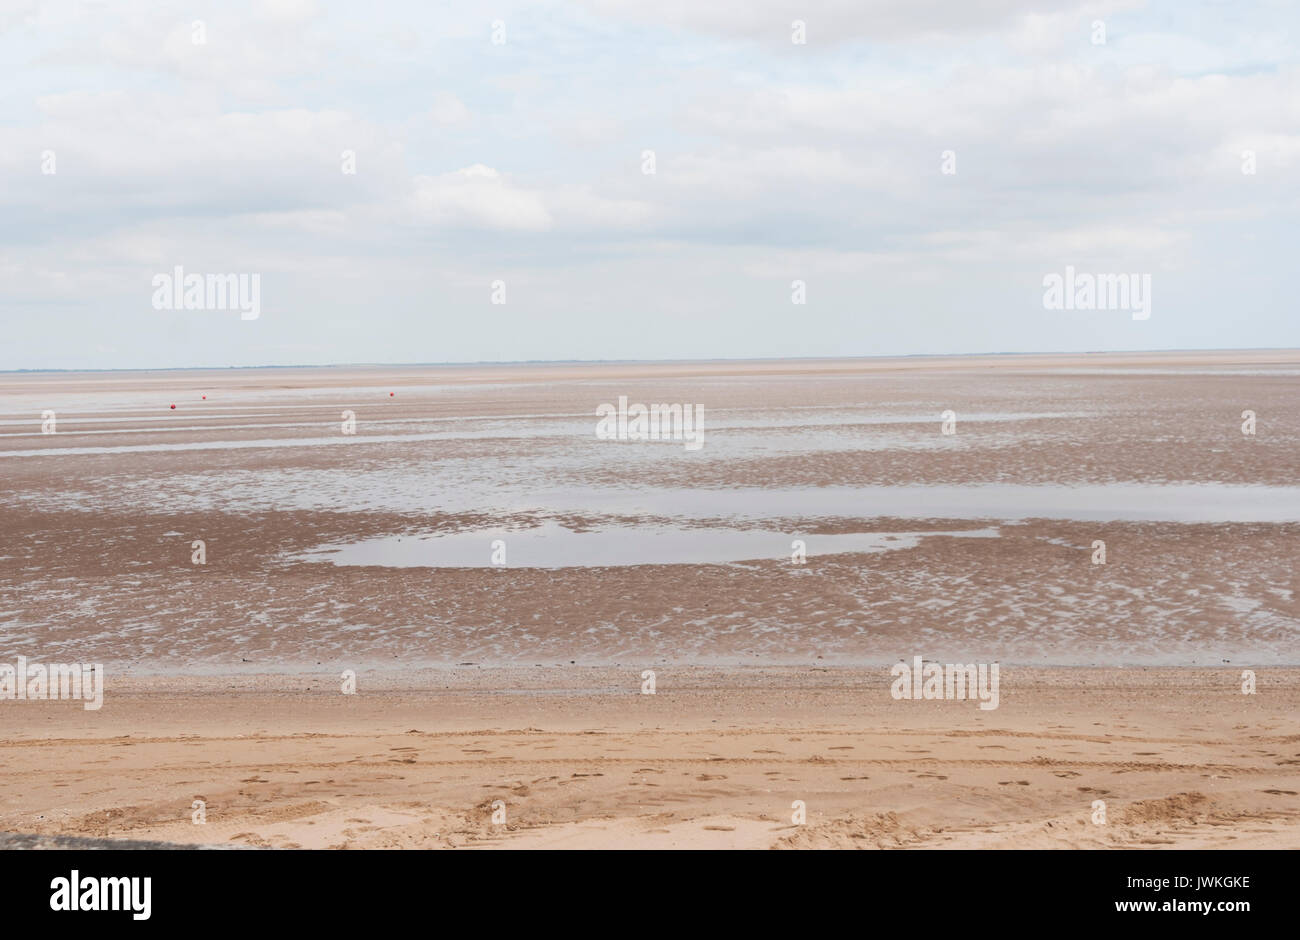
[1,668,1297,849]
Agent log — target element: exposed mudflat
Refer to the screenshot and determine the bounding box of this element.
[2,352,1296,848]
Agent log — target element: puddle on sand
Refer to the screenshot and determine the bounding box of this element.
[536,484,1300,524]
[297,522,1001,569]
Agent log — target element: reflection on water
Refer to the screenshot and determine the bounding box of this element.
[541,484,1300,523]
[299,522,1002,568]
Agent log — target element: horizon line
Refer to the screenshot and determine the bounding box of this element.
[5,345,1299,375]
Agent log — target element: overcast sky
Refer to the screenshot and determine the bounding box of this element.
[2,0,1297,369]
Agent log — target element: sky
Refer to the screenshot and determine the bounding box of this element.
[1,0,1297,369]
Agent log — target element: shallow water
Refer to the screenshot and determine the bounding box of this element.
[535,483,1300,524]
[0,408,1078,456]
[298,523,1002,568]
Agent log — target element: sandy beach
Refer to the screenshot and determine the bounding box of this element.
[2,351,1297,848]
[1,668,1297,849]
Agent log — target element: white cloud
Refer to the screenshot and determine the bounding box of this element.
[410,165,553,231]
[407,164,657,232]
[580,0,1123,43]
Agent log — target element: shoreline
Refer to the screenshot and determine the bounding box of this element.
[7,661,1299,680]
[5,347,1300,388]
[6,346,1300,378]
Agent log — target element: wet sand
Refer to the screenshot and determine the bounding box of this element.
[1,351,1297,847]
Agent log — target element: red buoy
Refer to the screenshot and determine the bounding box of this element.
[170,404,176,409]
